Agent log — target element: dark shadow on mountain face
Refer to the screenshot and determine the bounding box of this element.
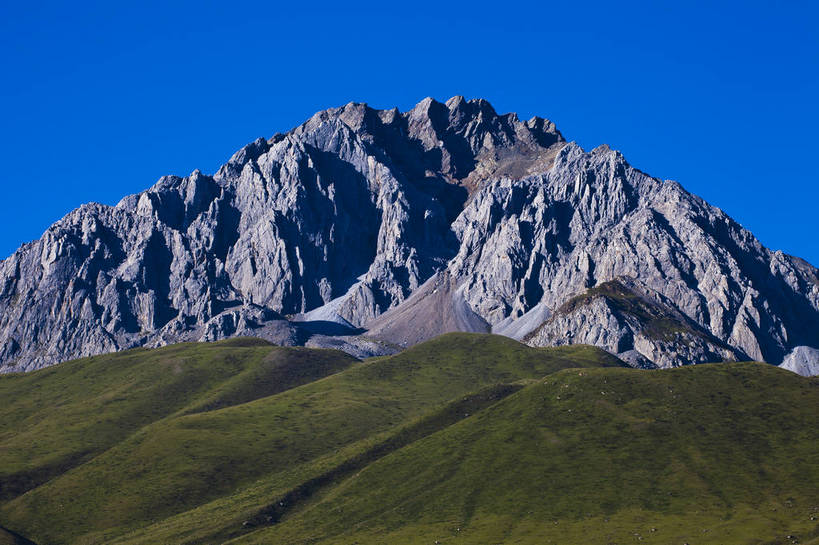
[294,320,365,337]
[424,100,477,179]
[298,145,382,305]
[141,231,178,328]
[210,197,241,262]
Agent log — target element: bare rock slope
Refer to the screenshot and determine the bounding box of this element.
[779,346,819,377]
[1,97,817,371]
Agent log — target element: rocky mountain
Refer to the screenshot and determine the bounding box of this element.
[1,97,817,372]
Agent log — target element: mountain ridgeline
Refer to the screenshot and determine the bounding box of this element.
[1,97,817,371]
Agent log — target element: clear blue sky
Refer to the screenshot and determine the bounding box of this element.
[2,1,817,264]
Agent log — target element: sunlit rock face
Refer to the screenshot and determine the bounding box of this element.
[779,346,819,376]
[0,97,816,371]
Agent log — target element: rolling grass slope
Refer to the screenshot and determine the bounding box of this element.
[0,338,354,501]
[0,333,815,545]
[232,362,819,545]
[0,333,623,544]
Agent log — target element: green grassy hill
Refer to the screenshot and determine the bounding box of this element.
[0,333,816,545]
[0,333,621,544]
[0,338,354,502]
[239,362,818,545]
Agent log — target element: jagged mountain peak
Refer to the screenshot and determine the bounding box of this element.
[215,96,566,193]
[287,97,561,181]
[0,98,816,372]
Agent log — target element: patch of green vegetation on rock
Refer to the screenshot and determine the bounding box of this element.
[542,279,705,344]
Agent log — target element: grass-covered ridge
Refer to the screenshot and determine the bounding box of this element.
[0,339,354,501]
[0,333,815,545]
[243,362,818,545]
[0,333,623,544]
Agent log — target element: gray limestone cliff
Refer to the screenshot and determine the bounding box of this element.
[779,346,819,377]
[1,97,817,371]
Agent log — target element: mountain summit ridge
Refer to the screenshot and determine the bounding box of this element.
[1,97,817,371]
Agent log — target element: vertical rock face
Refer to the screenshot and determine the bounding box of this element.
[0,97,817,371]
[440,143,819,367]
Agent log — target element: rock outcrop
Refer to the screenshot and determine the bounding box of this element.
[779,346,819,376]
[0,97,817,371]
[520,280,743,368]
